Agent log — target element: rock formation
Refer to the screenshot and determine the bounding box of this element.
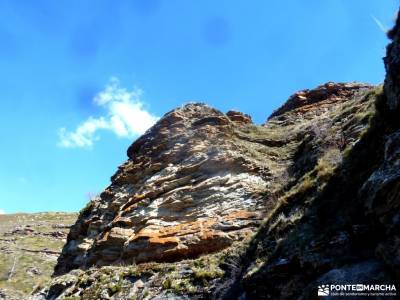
[33,11,400,300]
[385,11,400,111]
[236,14,400,299]
[53,82,372,278]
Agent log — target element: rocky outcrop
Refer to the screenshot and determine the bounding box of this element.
[268,82,371,119]
[43,79,379,298]
[226,110,253,124]
[33,11,400,300]
[363,14,400,282]
[227,17,400,299]
[55,104,276,275]
[360,130,400,279]
[55,84,373,277]
[39,81,378,299]
[385,10,400,111]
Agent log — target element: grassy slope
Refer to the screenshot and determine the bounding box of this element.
[0,212,77,298]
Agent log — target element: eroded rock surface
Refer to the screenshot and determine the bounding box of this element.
[36,80,379,300]
[385,10,400,111]
[268,82,371,119]
[230,18,400,299]
[54,81,374,281]
[55,104,273,275]
[32,12,400,298]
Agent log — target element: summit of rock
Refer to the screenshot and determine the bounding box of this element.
[55,103,271,275]
[268,82,372,120]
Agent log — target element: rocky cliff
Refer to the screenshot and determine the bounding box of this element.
[32,12,400,300]
[53,81,373,277]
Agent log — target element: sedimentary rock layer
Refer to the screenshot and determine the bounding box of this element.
[54,82,373,276]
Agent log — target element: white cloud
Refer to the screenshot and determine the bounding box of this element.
[0,209,5,215]
[58,77,159,148]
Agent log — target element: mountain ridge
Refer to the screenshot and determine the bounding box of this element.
[28,11,400,300]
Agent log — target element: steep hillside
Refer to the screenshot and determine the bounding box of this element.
[52,82,373,279]
[31,13,400,300]
[32,81,380,300]
[235,14,400,299]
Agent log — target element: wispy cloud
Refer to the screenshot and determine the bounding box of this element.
[371,15,387,33]
[0,209,5,214]
[58,77,159,148]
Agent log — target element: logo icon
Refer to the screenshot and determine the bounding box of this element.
[318,285,330,296]
[356,284,364,291]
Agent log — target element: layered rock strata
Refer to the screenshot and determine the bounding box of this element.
[32,12,400,299]
[55,104,271,275]
[54,82,373,278]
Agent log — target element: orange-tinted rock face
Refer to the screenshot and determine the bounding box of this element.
[55,104,273,275]
[33,11,400,297]
[55,83,374,275]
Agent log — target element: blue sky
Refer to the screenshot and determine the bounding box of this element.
[0,0,397,213]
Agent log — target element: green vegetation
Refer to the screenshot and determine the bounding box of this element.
[241,85,389,299]
[191,258,224,282]
[21,84,389,300]
[0,212,77,297]
[108,282,122,294]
